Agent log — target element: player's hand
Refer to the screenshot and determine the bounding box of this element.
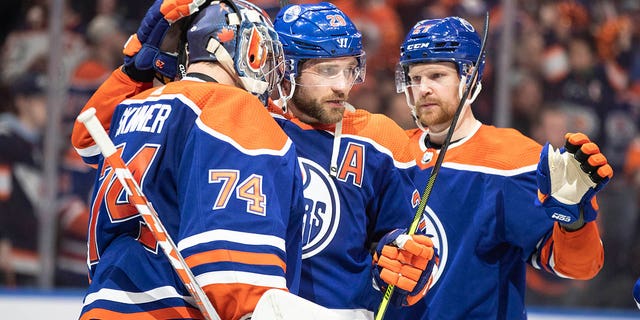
[122,0,205,82]
[372,228,439,306]
[536,133,613,230]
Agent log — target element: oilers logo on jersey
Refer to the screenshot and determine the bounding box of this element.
[419,205,447,286]
[299,157,341,259]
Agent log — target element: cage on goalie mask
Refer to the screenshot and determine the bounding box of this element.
[395,17,485,95]
[274,2,366,84]
[185,0,284,103]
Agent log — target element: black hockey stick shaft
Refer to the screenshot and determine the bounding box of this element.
[375,12,490,320]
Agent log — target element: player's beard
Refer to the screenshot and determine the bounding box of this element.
[291,87,346,125]
[415,98,455,132]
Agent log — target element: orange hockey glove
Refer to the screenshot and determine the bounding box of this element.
[372,228,439,306]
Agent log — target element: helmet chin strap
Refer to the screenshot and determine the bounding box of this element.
[276,74,296,113]
[329,102,356,178]
[407,98,427,132]
[203,11,270,97]
[459,75,482,105]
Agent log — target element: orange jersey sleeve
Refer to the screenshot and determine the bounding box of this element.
[342,109,414,163]
[539,222,604,280]
[71,68,153,162]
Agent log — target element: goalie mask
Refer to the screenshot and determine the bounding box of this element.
[396,17,485,120]
[186,0,284,104]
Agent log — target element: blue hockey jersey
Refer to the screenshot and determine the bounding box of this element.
[268,104,420,318]
[390,122,604,320]
[72,72,305,320]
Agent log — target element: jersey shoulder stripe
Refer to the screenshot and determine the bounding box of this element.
[171,80,291,153]
[463,125,542,168]
[119,92,202,116]
[121,80,293,155]
[410,124,541,172]
[342,110,414,163]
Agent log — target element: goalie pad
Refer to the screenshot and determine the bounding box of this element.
[251,289,370,320]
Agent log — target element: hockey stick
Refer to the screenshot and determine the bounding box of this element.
[375,12,490,320]
[77,108,220,320]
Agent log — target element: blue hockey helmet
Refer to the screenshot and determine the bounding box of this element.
[396,16,485,93]
[274,2,365,83]
[186,0,284,102]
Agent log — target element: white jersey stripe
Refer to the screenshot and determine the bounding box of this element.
[443,162,537,177]
[196,118,293,157]
[338,133,415,169]
[178,229,286,252]
[83,286,195,307]
[196,271,286,289]
[75,144,101,158]
[270,112,415,169]
[121,92,202,117]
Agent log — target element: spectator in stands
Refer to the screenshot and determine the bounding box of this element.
[54,13,128,287]
[0,73,48,287]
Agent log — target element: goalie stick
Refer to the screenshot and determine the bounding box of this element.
[77,108,221,320]
[375,12,490,320]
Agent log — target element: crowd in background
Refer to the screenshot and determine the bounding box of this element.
[1,0,639,311]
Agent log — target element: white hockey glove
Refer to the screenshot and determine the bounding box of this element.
[536,133,613,230]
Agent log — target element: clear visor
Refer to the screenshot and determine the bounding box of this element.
[395,62,442,93]
[394,63,421,108]
[395,61,481,110]
[395,63,407,93]
[296,54,366,87]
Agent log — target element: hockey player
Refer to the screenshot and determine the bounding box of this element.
[271,3,437,317]
[0,73,48,287]
[72,2,439,318]
[71,1,305,319]
[390,17,613,319]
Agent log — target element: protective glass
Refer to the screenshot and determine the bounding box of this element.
[297,55,366,87]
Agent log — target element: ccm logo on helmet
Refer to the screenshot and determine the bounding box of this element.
[406,43,430,51]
